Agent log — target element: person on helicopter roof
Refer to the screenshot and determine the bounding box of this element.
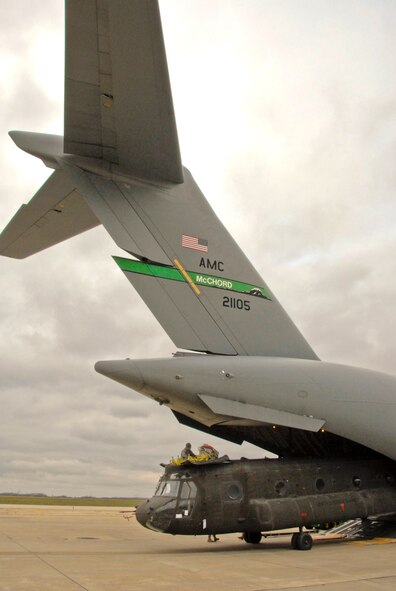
[180,442,196,460]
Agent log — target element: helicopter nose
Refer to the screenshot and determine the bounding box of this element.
[136,500,151,528]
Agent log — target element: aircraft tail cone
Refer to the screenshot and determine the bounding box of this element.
[94,359,145,392]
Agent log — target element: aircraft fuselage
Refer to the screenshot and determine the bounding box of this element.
[96,355,396,461]
[136,457,396,542]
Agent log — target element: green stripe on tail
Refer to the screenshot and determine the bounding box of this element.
[113,256,271,300]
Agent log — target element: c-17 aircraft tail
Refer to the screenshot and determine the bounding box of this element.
[0,0,317,362]
[59,160,318,360]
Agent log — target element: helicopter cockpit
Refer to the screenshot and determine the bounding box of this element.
[136,472,199,533]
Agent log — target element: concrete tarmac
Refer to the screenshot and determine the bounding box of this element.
[1,505,396,591]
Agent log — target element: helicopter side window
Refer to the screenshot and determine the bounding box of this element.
[154,480,162,496]
[180,480,197,499]
[177,481,197,516]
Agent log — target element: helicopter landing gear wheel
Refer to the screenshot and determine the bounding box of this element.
[242,532,262,544]
[291,532,299,549]
[291,532,313,551]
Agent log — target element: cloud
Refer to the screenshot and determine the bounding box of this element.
[1,0,396,497]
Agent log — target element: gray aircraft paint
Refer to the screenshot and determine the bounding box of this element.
[95,355,396,461]
[64,0,183,182]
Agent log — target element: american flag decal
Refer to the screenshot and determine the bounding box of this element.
[181,234,208,252]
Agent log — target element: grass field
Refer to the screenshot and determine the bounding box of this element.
[0,496,143,507]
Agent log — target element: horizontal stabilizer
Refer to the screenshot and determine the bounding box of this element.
[9,131,63,169]
[199,394,325,432]
[0,170,99,259]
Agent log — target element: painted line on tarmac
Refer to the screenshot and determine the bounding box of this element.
[351,537,396,546]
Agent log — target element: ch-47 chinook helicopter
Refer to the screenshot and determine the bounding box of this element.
[2,1,396,551]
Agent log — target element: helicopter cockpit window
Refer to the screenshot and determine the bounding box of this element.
[157,480,180,497]
[155,475,196,498]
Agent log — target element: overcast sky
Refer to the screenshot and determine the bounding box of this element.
[1,0,396,498]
